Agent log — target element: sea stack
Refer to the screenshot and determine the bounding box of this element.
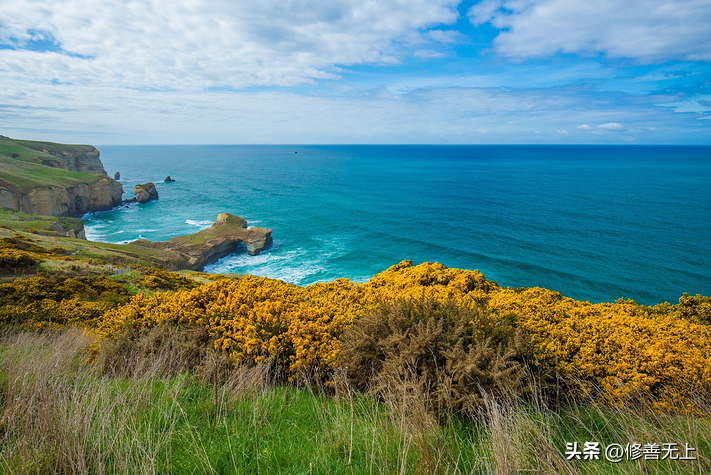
[114,171,120,180]
[164,175,175,182]
[134,182,158,203]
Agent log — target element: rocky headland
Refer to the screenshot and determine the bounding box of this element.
[129,213,273,270]
[0,137,123,217]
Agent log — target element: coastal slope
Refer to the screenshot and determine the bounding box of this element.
[0,136,123,217]
[1,210,272,275]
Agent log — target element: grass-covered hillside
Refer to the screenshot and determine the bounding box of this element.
[0,208,85,235]
[0,209,199,287]
[0,136,102,193]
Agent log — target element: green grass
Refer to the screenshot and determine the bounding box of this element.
[1,330,709,474]
[0,141,61,166]
[0,208,84,234]
[0,155,101,193]
[0,137,101,193]
[11,139,96,157]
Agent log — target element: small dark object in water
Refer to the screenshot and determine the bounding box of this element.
[164,175,175,182]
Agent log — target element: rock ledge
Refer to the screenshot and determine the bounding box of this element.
[130,213,272,270]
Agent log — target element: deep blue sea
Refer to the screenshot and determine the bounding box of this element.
[84,145,711,305]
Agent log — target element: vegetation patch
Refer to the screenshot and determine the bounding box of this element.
[0,208,84,235]
[90,260,711,414]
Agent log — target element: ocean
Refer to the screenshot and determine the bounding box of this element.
[84,145,711,305]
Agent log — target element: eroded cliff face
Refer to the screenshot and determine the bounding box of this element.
[43,147,108,175]
[0,177,123,217]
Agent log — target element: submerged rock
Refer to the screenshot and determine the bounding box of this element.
[130,213,272,271]
[134,182,158,203]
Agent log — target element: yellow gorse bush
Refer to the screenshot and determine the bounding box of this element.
[0,275,130,329]
[3,259,710,411]
[97,275,367,375]
[488,287,711,412]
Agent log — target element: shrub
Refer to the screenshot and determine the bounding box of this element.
[141,268,201,291]
[96,321,214,378]
[0,249,39,271]
[97,276,367,379]
[489,287,711,413]
[339,297,530,416]
[0,275,131,329]
[674,293,711,324]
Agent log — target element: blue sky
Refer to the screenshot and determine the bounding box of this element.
[1,0,710,145]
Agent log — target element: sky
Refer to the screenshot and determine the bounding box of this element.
[1,0,710,145]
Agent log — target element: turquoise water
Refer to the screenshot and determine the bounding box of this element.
[85,145,711,305]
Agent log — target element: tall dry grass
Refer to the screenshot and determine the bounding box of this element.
[1,328,710,474]
[0,328,272,474]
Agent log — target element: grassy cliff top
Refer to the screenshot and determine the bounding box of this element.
[0,136,102,192]
[9,138,97,156]
[0,136,96,159]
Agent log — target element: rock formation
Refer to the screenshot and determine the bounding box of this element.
[164,175,175,182]
[134,182,158,203]
[114,172,120,180]
[48,221,87,239]
[130,213,272,271]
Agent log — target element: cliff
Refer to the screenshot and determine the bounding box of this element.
[0,136,123,217]
[130,213,273,270]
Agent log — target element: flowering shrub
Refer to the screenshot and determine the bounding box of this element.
[97,276,366,376]
[487,287,711,412]
[0,275,130,329]
[3,259,709,412]
[141,268,201,291]
[0,249,39,271]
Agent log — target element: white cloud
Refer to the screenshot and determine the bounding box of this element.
[0,0,460,90]
[598,122,625,131]
[414,50,447,59]
[0,81,705,144]
[578,122,626,132]
[469,0,711,63]
[468,0,504,26]
[424,29,462,44]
